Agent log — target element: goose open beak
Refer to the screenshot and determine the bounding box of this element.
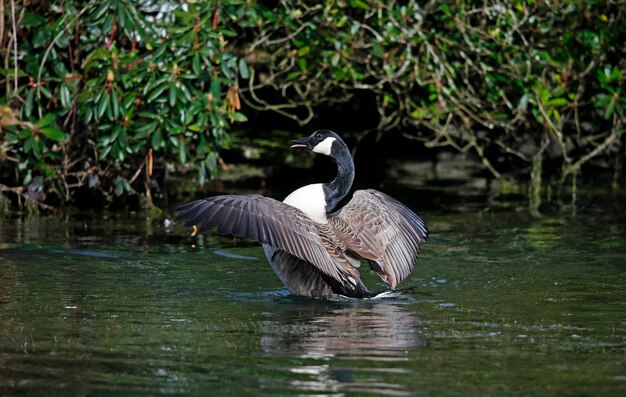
[290,137,310,149]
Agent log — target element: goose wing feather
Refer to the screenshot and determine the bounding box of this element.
[174,195,359,286]
[330,189,428,288]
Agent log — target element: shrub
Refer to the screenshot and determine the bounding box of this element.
[1,0,624,208]
[1,0,248,206]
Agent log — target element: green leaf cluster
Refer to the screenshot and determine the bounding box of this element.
[235,0,625,184]
[1,0,250,203]
[1,0,625,206]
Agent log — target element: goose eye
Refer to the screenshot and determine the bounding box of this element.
[316,133,323,140]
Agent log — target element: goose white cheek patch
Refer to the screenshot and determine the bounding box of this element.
[312,137,336,155]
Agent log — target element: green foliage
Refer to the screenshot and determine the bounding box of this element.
[1,0,625,207]
[237,0,625,184]
[1,0,248,203]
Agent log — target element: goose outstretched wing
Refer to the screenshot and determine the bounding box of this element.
[174,195,360,286]
[330,189,428,288]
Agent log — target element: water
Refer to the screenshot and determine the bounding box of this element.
[1,199,625,395]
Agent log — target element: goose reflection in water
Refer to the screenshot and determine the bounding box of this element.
[259,299,424,396]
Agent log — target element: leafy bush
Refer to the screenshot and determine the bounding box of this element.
[1,0,624,208]
[238,1,625,191]
[1,0,249,206]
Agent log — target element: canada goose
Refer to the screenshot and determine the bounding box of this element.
[174,130,428,298]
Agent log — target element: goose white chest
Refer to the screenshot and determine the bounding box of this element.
[283,183,328,224]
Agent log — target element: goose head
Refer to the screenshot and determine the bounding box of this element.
[291,130,344,156]
[290,130,355,213]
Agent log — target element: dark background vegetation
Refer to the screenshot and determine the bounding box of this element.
[1,0,624,212]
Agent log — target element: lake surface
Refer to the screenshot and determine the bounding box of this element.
[1,179,625,396]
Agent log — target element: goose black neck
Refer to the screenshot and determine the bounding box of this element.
[323,142,354,213]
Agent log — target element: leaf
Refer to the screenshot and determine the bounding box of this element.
[604,99,616,119]
[198,162,207,186]
[232,112,248,122]
[517,93,529,111]
[179,83,192,102]
[32,27,49,48]
[60,85,71,108]
[24,136,33,154]
[552,85,566,97]
[32,137,41,158]
[111,142,122,161]
[138,111,159,120]
[547,98,568,107]
[135,121,158,135]
[371,44,385,58]
[609,67,622,81]
[23,170,32,186]
[151,129,163,149]
[111,90,120,119]
[118,128,128,148]
[97,92,109,119]
[169,84,177,107]
[106,93,114,120]
[351,0,371,10]
[221,29,237,38]
[147,83,168,102]
[410,107,430,120]
[99,144,112,159]
[82,48,109,71]
[91,3,110,21]
[37,85,52,98]
[84,107,93,124]
[206,152,217,171]
[593,93,611,107]
[439,4,451,16]
[178,139,187,164]
[124,92,137,109]
[25,90,34,116]
[21,12,45,27]
[143,75,168,95]
[37,113,56,127]
[19,128,32,139]
[192,52,202,75]
[53,62,68,78]
[238,58,249,79]
[122,178,131,192]
[117,3,127,29]
[221,59,235,80]
[298,58,307,71]
[114,181,124,196]
[40,127,66,142]
[98,134,111,147]
[110,125,121,141]
[210,78,221,98]
[103,13,115,33]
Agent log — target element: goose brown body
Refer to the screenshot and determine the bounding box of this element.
[174,130,428,298]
